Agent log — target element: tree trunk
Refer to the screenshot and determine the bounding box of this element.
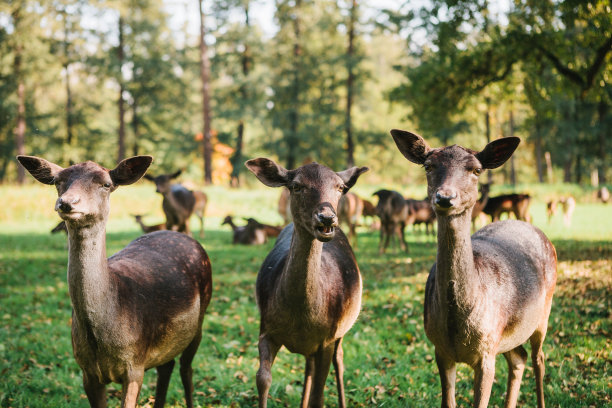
[131,98,139,156]
[199,0,213,184]
[485,96,492,185]
[345,0,356,168]
[563,158,572,183]
[63,13,74,151]
[13,8,25,184]
[117,16,126,163]
[598,100,608,184]
[545,151,553,183]
[230,120,244,188]
[534,120,544,182]
[574,153,582,184]
[287,0,302,170]
[508,106,516,186]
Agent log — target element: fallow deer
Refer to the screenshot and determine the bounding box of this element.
[390,130,557,408]
[373,189,409,253]
[132,214,166,234]
[17,155,213,408]
[338,192,364,245]
[245,158,368,408]
[221,215,267,245]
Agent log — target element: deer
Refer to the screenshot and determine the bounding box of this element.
[278,187,292,225]
[405,197,436,235]
[245,158,368,408]
[16,155,213,408]
[373,189,409,254]
[390,130,557,408]
[483,193,532,223]
[51,220,68,234]
[337,192,364,245]
[143,170,207,238]
[132,214,167,234]
[221,215,267,245]
[546,196,576,227]
[244,217,283,238]
[470,183,490,231]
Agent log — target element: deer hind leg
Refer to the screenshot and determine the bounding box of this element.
[307,344,335,408]
[179,333,202,408]
[435,351,457,408]
[332,338,347,408]
[473,353,496,408]
[503,345,528,408]
[530,329,547,408]
[121,367,145,408]
[153,359,175,408]
[256,334,280,408]
[300,356,315,408]
[83,371,107,408]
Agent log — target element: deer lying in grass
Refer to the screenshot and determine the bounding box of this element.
[17,155,213,408]
[338,192,364,245]
[144,170,207,238]
[244,217,283,238]
[245,158,368,408]
[373,189,409,253]
[390,130,557,408]
[222,215,267,245]
[132,214,166,234]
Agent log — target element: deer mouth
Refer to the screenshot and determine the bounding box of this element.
[315,225,335,241]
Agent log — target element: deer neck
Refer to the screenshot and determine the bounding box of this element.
[435,211,479,309]
[279,225,325,310]
[66,221,115,325]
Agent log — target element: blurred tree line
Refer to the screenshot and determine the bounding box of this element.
[0,0,610,186]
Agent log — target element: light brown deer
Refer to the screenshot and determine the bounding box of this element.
[144,170,207,238]
[245,158,368,408]
[390,130,557,408]
[17,155,213,408]
[337,192,364,245]
[132,214,166,234]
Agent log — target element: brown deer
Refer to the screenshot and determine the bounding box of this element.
[470,183,490,231]
[546,196,576,227]
[144,170,207,238]
[483,193,532,223]
[244,217,283,238]
[278,187,292,225]
[337,192,364,245]
[132,214,166,234]
[405,197,436,235]
[373,189,409,253]
[17,155,213,408]
[390,130,557,408]
[221,215,267,245]
[245,158,368,408]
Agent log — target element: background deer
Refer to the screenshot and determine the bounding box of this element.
[245,158,368,408]
[17,155,213,408]
[405,197,436,235]
[373,189,409,253]
[132,214,166,233]
[483,193,532,223]
[144,170,207,237]
[221,215,267,245]
[546,196,576,227]
[390,130,557,408]
[337,192,364,245]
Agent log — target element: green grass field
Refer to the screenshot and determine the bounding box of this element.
[0,182,610,407]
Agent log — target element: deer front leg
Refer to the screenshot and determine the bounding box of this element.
[332,338,347,408]
[83,370,107,408]
[121,368,145,408]
[473,354,496,408]
[308,344,335,408]
[256,334,280,408]
[503,345,527,408]
[435,351,456,408]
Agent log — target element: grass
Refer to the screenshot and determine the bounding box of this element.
[0,182,610,407]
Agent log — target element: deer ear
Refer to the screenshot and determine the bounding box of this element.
[143,174,154,181]
[476,137,520,169]
[110,156,153,186]
[390,129,431,165]
[16,155,64,185]
[245,158,290,187]
[170,169,182,179]
[337,166,369,193]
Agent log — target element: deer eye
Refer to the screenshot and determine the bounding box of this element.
[291,184,302,193]
[337,185,345,193]
[102,182,112,189]
[424,164,433,173]
[473,168,482,176]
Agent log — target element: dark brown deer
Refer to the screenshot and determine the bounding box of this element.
[245,158,368,408]
[483,193,532,223]
[373,189,409,253]
[144,170,207,238]
[244,217,283,238]
[390,130,557,408]
[132,214,166,234]
[17,155,213,408]
[337,192,364,245]
[222,215,267,245]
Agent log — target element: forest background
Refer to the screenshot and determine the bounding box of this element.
[0,0,610,188]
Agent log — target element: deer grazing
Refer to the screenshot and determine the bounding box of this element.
[245,158,368,408]
[132,214,166,234]
[338,192,364,245]
[373,189,409,253]
[546,196,576,227]
[390,130,557,408]
[144,170,207,238]
[17,155,213,408]
[483,193,532,223]
[222,215,267,245]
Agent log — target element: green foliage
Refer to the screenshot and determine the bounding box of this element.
[0,183,610,407]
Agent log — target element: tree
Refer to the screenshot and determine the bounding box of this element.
[199,0,214,184]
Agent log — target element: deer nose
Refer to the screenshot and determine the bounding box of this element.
[435,191,456,208]
[56,196,79,213]
[315,203,338,227]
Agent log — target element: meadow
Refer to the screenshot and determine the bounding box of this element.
[0,181,610,407]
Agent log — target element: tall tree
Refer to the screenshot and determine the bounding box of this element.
[12,5,26,184]
[199,0,213,184]
[344,0,357,167]
[117,15,126,162]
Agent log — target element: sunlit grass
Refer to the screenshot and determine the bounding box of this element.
[1,182,610,407]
